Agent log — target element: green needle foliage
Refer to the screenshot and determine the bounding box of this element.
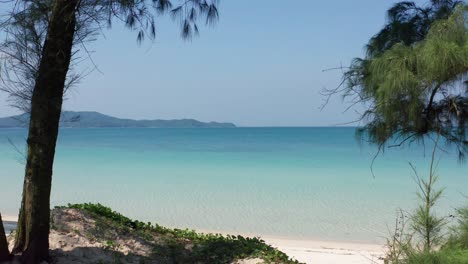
[445,206,468,250]
[338,1,467,160]
[409,141,446,252]
[366,0,462,57]
[383,139,468,264]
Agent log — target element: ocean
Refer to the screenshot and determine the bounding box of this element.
[0,127,466,243]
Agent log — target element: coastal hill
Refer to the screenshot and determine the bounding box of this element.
[0,111,236,128]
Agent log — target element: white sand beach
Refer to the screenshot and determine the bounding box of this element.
[265,237,384,264]
[198,229,386,264]
[1,215,17,222]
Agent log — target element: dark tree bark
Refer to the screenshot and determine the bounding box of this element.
[0,213,11,262]
[12,0,78,263]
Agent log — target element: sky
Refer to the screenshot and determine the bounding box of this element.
[0,0,429,127]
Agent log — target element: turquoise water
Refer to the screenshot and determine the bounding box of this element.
[0,127,467,243]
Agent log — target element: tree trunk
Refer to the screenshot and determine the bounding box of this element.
[12,0,78,263]
[0,213,10,262]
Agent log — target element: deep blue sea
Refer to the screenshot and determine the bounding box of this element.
[0,127,466,243]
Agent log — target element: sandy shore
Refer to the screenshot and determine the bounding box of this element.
[264,237,384,264]
[1,217,385,264]
[1,214,17,222]
[198,229,385,264]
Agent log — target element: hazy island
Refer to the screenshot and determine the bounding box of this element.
[0,111,236,129]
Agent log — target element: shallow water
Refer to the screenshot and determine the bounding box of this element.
[0,127,466,243]
[3,221,15,234]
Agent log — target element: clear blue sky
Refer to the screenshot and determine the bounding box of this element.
[0,0,428,126]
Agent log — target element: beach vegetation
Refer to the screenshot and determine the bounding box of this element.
[331,3,468,260]
[385,231,468,264]
[384,138,468,263]
[325,0,467,161]
[408,144,446,252]
[445,206,468,249]
[64,203,300,263]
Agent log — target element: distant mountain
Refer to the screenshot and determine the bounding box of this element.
[0,111,236,128]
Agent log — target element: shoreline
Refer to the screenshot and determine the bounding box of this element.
[1,218,386,263]
[197,229,385,264]
[264,237,384,264]
[1,214,17,222]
